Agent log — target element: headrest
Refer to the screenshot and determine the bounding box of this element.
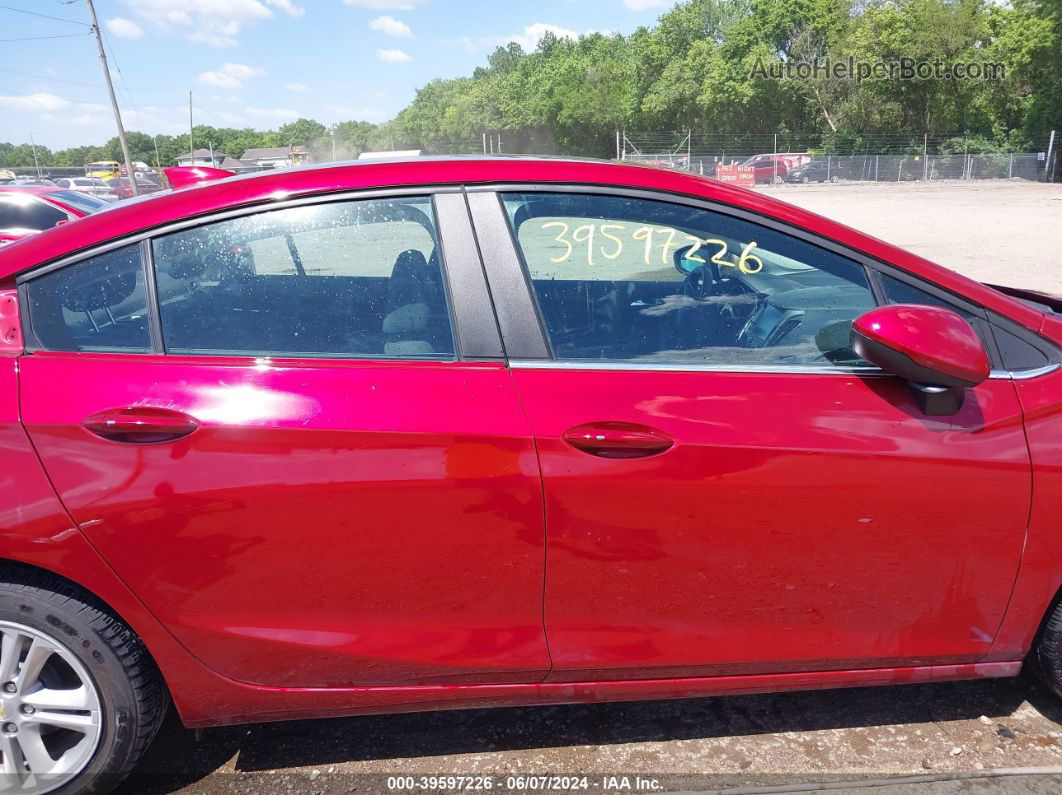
[59,268,138,313]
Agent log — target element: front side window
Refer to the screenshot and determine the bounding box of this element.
[502,192,875,367]
[151,197,454,358]
[26,244,151,352]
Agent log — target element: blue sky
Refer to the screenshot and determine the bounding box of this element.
[0,0,674,149]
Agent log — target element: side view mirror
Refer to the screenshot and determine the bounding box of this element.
[850,304,990,416]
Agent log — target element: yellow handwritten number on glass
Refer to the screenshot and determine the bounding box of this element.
[737,241,763,274]
[542,222,572,264]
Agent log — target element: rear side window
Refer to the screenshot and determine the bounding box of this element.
[49,190,109,215]
[151,197,455,358]
[25,244,151,352]
[501,192,875,366]
[0,195,68,231]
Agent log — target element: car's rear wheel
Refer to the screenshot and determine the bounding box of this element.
[0,570,165,793]
[773,175,784,184]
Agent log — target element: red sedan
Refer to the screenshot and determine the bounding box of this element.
[0,185,110,245]
[0,158,1060,792]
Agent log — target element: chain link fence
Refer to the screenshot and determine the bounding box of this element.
[618,131,1057,182]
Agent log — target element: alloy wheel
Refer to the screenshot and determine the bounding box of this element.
[0,621,102,793]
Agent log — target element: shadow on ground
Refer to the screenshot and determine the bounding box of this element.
[118,671,1062,793]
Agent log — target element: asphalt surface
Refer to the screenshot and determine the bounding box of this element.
[120,180,1062,794]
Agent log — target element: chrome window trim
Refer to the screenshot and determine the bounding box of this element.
[991,362,1061,381]
[510,360,1060,380]
[508,359,890,376]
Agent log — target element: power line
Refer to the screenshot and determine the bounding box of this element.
[0,3,89,26]
[0,31,91,42]
[0,66,183,92]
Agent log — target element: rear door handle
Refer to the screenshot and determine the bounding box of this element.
[562,421,674,459]
[83,406,199,444]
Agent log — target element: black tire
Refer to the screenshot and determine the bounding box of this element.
[0,567,166,793]
[1036,599,1062,698]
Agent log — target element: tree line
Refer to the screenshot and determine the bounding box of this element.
[2,0,1059,169]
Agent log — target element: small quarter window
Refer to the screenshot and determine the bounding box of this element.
[26,244,151,353]
[879,273,979,323]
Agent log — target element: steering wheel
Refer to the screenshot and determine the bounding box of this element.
[656,265,722,351]
[715,279,759,324]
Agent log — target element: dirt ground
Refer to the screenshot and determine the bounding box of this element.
[758,180,1062,294]
[125,180,1062,795]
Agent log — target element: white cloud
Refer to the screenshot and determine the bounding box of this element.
[245,106,301,121]
[327,104,391,123]
[41,103,112,127]
[126,0,303,47]
[623,0,669,9]
[284,82,311,93]
[369,15,412,38]
[0,93,71,112]
[454,23,608,53]
[509,23,580,50]
[267,0,305,15]
[106,17,145,39]
[198,62,267,89]
[376,48,412,63]
[343,0,427,8]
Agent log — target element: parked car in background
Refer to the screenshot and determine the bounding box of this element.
[1,158,1062,793]
[0,184,110,244]
[786,159,841,183]
[106,173,163,200]
[55,177,120,201]
[8,176,57,187]
[742,152,812,183]
[85,160,120,180]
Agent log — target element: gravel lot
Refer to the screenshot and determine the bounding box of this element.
[758,180,1062,294]
[124,180,1062,795]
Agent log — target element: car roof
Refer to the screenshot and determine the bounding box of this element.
[0,156,1042,329]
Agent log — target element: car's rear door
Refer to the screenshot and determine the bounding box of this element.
[469,187,1030,682]
[18,190,550,688]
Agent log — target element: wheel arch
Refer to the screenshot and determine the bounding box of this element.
[0,546,244,727]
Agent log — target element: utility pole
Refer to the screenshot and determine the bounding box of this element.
[29,133,41,179]
[86,0,137,196]
[1045,130,1056,183]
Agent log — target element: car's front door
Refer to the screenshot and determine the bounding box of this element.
[18,191,549,688]
[473,188,1030,682]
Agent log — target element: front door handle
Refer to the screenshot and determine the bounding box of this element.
[563,421,674,459]
[83,406,199,444]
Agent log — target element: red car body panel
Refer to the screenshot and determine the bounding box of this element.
[20,353,549,688]
[0,159,1059,728]
[512,368,1029,681]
